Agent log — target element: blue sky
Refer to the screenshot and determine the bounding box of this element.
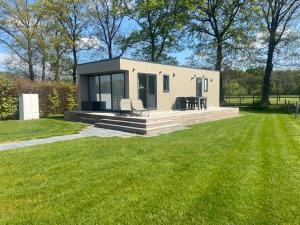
[0,43,193,72]
[0,46,8,71]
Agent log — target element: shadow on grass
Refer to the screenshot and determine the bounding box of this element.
[43,115,64,121]
[239,106,289,114]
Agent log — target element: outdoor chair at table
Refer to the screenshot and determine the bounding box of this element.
[188,97,197,110]
[177,97,187,110]
[200,97,207,109]
[131,99,149,117]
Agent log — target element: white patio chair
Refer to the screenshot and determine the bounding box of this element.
[131,99,149,117]
[120,99,133,116]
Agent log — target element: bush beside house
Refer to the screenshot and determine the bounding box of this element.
[0,74,78,120]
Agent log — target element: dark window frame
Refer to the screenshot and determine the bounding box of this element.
[163,74,170,93]
[204,78,208,92]
[87,72,126,111]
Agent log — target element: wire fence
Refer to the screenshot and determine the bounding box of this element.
[224,95,300,105]
[224,95,300,116]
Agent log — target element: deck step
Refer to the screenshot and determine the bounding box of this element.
[99,118,174,128]
[65,107,240,135]
[95,122,181,135]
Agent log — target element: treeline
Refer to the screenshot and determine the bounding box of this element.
[224,68,300,96]
[0,0,300,105]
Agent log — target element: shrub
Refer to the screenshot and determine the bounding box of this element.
[66,87,77,111]
[0,74,78,120]
[48,89,61,115]
[0,76,17,120]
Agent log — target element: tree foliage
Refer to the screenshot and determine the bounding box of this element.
[48,88,61,114]
[188,0,254,103]
[128,0,188,63]
[0,0,299,108]
[256,0,300,105]
[89,0,131,59]
[0,76,17,120]
[0,0,44,80]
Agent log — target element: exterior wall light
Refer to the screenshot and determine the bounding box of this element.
[173,73,176,77]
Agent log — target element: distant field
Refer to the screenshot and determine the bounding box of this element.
[224,95,300,105]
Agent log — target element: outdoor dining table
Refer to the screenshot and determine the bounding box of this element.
[178,96,207,110]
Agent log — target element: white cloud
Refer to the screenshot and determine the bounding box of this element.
[0,52,9,71]
[78,36,101,49]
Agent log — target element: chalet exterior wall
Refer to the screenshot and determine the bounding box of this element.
[77,58,220,111]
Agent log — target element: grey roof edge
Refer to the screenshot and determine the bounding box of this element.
[78,57,121,66]
[77,57,220,73]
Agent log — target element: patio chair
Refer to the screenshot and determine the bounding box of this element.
[120,99,133,116]
[131,99,149,117]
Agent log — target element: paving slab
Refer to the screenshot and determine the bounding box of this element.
[0,126,135,152]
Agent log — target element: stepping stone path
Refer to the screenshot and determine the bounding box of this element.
[0,126,135,152]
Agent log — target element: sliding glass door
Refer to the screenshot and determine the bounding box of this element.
[89,76,100,101]
[112,73,125,110]
[100,75,112,110]
[88,73,125,111]
[138,73,157,109]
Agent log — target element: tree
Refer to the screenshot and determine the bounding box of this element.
[48,29,71,81]
[189,0,251,103]
[35,20,51,81]
[258,0,300,105]
[45,0,89,83]
[0,0,44,81]
[48,88,61,114]
[128,0,187,63]
[90,0,131,59]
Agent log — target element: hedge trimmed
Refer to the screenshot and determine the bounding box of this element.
[0,74,78,120]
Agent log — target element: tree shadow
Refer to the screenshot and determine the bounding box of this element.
[43,115,65,121]
[239,106,290,114]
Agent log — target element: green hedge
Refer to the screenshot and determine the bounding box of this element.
[0,74,78,120]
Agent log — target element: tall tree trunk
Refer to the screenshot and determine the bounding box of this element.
[41,51,46,81]
[28,56,35,81]
[150,36,155,62]
[54,49,60,81]
[28,44,35,81]
[261,35,276,106]
[54,59,59,81]
[215,42,223,105]
[108,41,113,59]
[72,45,77,84]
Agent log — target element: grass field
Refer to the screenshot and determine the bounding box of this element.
[0,117,86,143]
[1,109,300,224]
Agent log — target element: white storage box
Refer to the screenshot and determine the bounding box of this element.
[19,94,40,120]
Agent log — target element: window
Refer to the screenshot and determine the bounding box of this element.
[89,76,100,102]
[204,78,208,92]
[163,75,169,92]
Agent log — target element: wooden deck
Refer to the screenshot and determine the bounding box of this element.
[64,107,239,135]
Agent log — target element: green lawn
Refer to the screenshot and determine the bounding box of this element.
[1,109,300,224]
[0,117,86,143]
